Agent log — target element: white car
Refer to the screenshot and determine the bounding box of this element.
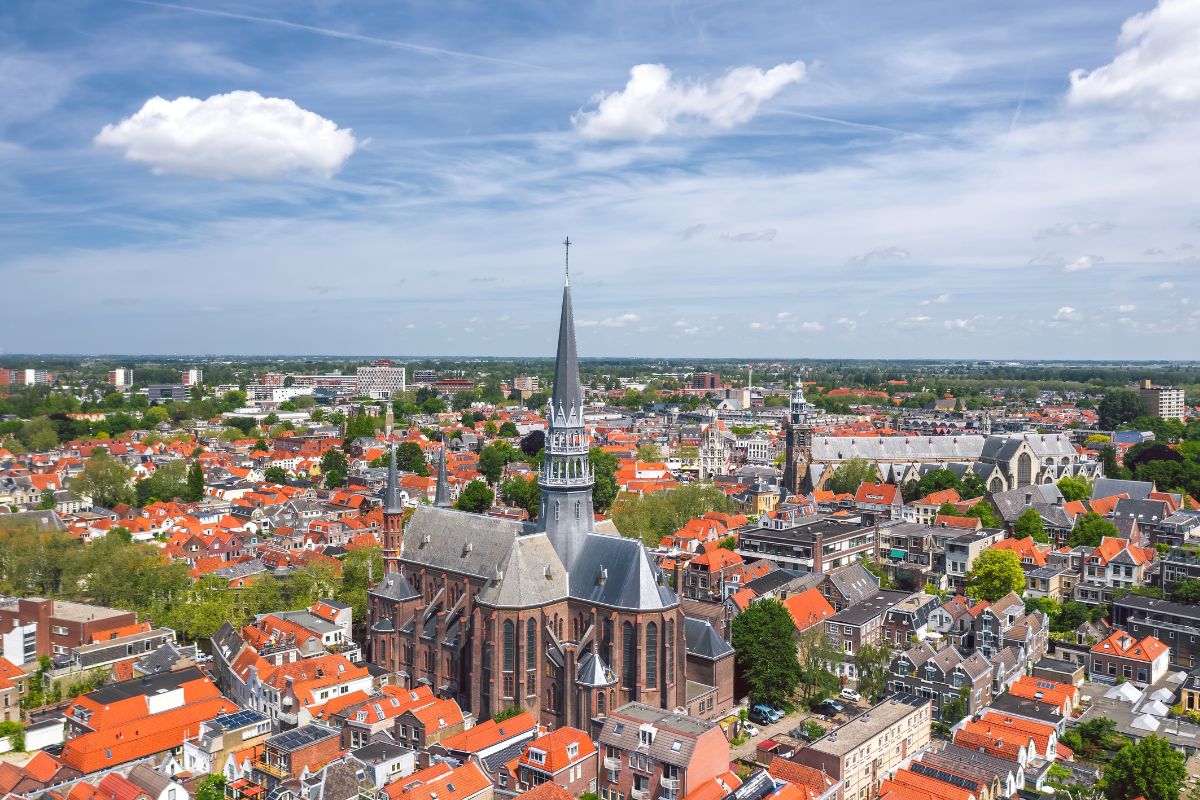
[743,723,761,737]
[839,688,862,702]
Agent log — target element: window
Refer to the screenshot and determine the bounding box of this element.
[503,620,515,671]
[645,622,658,690]
[51,626,68,636]
[526,619,537,670]
[622,622,636,689]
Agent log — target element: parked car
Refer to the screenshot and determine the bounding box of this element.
[743,723,761,737]
[839,688,862,702]
[813,699,845,717]
[751,704,783,723]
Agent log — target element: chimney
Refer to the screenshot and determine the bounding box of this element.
[672,559,683,592]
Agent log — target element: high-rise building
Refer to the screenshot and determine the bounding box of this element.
[108,368,133,389]
[11,369,51,386]
[412,369,438,385]
[1138,379,1186,421]
[691,372,721,390]
[512,376,540,399]
[357,361,407,400]
[181,369,203,386]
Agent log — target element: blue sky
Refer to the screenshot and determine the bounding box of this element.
[1,0,1198,358]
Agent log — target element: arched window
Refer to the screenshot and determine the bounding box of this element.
[526,619,537,670]
[622,621,636,690]
[666,619,675,685]
[1017,453,1032,486]
[645,622,658,689]
[503,620,515,671]
[575,500,581,519]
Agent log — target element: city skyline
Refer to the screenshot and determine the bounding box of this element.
[1,1,1197,358]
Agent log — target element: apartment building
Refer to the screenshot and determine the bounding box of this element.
[358,362,407,400]
[0,597,136,660]
[108,368,133,388]
[1138,379,1186,421]
[823,590,911,677]
[792,694,932,800]
[1112,595,1200,670]
[597,702,729,800]
[943,529,1006,591]
[736,512,880,575]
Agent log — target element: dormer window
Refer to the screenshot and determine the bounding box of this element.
[529,749,546,765]
[639,724,656,746]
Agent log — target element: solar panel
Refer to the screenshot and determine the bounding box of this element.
[1035,680,1056,689]
[911,762,979,791]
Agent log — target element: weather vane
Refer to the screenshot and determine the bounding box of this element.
[563,236,571,284]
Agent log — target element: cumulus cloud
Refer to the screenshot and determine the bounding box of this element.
[1034,221,1115,239]
[95,90,358,179]
[899,315,932,328]
[1117,304,1138,312]
[1054,306,1083,321]
[721,228,777,242]
[574,61,805,140]
[1063,254,1104,272]
[1068,0,1200,111]
[847,246,909,266]
[944,318,972,330]
[776,311,792,321]
[920,293,951,306]
[799,321,824,332]
[1161,281,1177,289]
[835,317,858,332]
[579,312,640,328]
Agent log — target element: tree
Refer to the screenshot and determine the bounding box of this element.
[1057,476,1092,502]
[797,627,840,702]
[73,450,134,508]
[966,549,1025,602]
[263,465,288,484]
[1099,389,1145,430]
[1103,734,1186,800]
[186,461,204,501]
[940,688,969,724]
[1070,511,1119,548]
[611,485,733,547]
[321,448,348,476]
[730,600,802,706]
[478,441,514,484]
[20,417,59,451]
[589,448,619,513]
[914,469,962,499]
[960,472,988,500]
[965,502,1002,529]
[196,776,226,800]
[637,443,662,462]
[1013,508,1048,542]
[826,458,878,495]
[1100,445,1132,480]
[500,476,539,518]
[853,643,891,704]
[499,421,519,438]
[395,442,428,476]
[455,481,494,513]
[1171,578,1200,603]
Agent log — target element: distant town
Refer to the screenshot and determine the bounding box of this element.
[0,278,1198,800]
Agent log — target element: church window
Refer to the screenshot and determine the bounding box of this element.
[526,619,537,670]
[645,622,658,689]
[1017,453,1032,486]
[666,620,675,684]
[555,501,560,520]
[597,690,606,715]
[622,622,636,689]
[576,501,581,519]
[503,621,515,671]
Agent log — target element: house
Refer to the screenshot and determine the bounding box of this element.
[383,761,492,800]
[181,708,272,779]
[881,593,939,647]
[682,618,735,720]
[823,590,910,677]
[1005,675,1078,716]
[1112,595,1200,670]
[782,589,836,636]
[890,642,993,721]
[791,695,932,800]
[432,710,538,777]
[508,726,597,797]
[819,562,881,612]
[1073,537,1156,606]
[597,702,730,800]
[1089,631,1169,686]
[853,483,902,522]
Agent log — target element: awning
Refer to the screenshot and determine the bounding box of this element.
[890,549,906,559]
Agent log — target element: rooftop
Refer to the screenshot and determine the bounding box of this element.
[806,694,929,757]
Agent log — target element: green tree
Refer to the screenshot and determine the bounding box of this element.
[20,417,60,451]
[196,776,226,800]
[38,490,55,510]
[1103,734,1186,800]
[186,461,205,501]
[1013,508,1048,543]
[590,448,619,513]
[966,549,1025,602]
[500,476,540,518]
[242,575,284,618]
[320,448,348,486]
[611,485,733,547]
[853,643,891,704]
[478,441,514,484]
[731,600,802,706]
[637,443,662,462]
[965,502,1002,528]
[1100,445,1133,480]
[455,480,494,513]
[1057,475,1092,502]
[914,469,962,499]
[73,450,134,508]
[1070,511,1119,548]
[499,421,520,438]
[960,472,988,500]
[263,465,288,484]
[826,458,878,495]
[337,546,383,621]
[1171,578,1200,603]
[940,688,969,725]
[797,627,840,702]
[1099,389,1145,430]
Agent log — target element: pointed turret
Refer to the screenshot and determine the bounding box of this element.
[551,282,583,425]
[383,442,404,514]
[435,439,452,508]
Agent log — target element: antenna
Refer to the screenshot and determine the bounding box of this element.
[563,236,571,285]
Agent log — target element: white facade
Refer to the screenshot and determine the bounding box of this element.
[358,365,407,400]
[182,368,204,386]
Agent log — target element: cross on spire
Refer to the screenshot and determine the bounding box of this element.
[563,236,571,285]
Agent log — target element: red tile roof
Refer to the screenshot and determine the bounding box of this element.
[782,588,836,633]
[1091,631,1168,663]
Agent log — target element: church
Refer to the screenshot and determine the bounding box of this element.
[367,276,689,733]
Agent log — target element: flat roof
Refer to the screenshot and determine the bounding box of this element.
[610,701,716,737]
[85,666,205,705]
[827,590,912,626]
[806,694,929,757]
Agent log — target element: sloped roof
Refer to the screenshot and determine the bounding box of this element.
[569,533,676,611]
[683,617,734,660]
[475,533,568,609]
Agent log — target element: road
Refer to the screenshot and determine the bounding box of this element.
[730,698,869,762]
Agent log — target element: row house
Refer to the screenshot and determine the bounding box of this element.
[881,592,939,647]
[597,702,729,800]
[890,642,993,721]
[507,726,597,797]
[852,482,902,523]
[1088,631,1170,686]
[823,590,910,677]
[1072,537,1156,607]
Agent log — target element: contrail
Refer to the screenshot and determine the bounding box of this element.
[771,109,939,140]
[124,0,551,71]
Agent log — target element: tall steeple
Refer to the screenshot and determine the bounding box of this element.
[382,442,404,574]
[434,436,452,508]
[539,246,595,570]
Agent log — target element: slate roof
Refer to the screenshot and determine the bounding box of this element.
[475,533,568,609]
[683,617,734,661]
[823,562,880,605]
[550,282,583,421]
[370,571,420,603]
[568,533,676,611]
[403,505,525,580]
[598,702,717,767]
[811,435,985,462]
[1093,478,1154,501]
[744,569,820,596]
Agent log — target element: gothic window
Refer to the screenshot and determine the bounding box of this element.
[575,501,581,519]
[555,501,560,520]
[503,620,515,672]
[526,619,537,670]
[597,690,606,715]
[603,619,613,664]
[645,622,658,690]
[622,621,636,690]
[1017,453,1032,486]
[666,619,675,684]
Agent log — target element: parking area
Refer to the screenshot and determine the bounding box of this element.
[729,696,872,761]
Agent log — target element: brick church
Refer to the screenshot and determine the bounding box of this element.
[368,275,689,733]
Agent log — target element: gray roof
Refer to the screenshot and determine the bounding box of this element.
[811,435,985,462]
[568,532,677,611]
[550,281,583,420]
[135,641,193,675]
[383,444,404,514]
[577,651,618,687]
[988,692,1063,725]
[823,562,880,605]
[827,590,911,626]
[599,702,717,767]
[744,569,820,597]
[402,505,525,580]
[924,744,1018,785]
[476,533,569,609]
[370,571,420,602]
[684,617,734,661]
[127,764,175,798]
[1093,477,1155,501]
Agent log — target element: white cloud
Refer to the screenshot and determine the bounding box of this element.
[1034,221,1115,239]
[95,90,358,179]
[677,223,707,240]
[1117,304,1137,312]
[721,228,777,242]
[776,311,793,321]
[573,61,805,140]
[602,313,639,327]
[1054,306,1083,321]
[1161,281,1177,289]
[1069,0,1200,112]
[748,321,766,330]
[835,317,858,332]
[1063,254,1104,272]
[847,246,910,265]
[673,319,689,327]
[899,315,932,328]
[944,318,972,330]
[920,293,951,305]
[799,321,824,332]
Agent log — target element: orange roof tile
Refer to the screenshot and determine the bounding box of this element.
[782,588,836,633]
[1090,631,1168,662]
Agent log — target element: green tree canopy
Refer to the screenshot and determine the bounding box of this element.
[731,599,802,706]
[589,448,619,513]
[966,549,1025,602]
[1013,507,1048,543]
[1070,511,1120,548]
[73,450,134,508]
[611,484,733,547]
[637,443,662,462]
[826,458,878,495]
[478,441,515,484]
[263,465,288,484]
[1103,734,1186,800]
[498,421,520,438]
[1099,389,1145,430]
[500,476,539,518]
[455,480,495,513]
[1057,476,1092,502]
[854,643,892,704]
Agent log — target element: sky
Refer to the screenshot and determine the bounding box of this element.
[1,0,1199,359]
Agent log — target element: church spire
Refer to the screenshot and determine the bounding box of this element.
[383,442,403,514]
[434,435,452,508]
[551,278,583,424]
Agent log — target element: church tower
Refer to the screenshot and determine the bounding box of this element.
[538,260,595,570]
[381,443,404,574]
[782,381,815,494]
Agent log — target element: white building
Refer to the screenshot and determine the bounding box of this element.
[357,363,407,400]
[182,368,203,386]
[108,368,133,388]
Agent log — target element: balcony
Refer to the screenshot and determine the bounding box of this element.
[604,756,622,771]
[660,776,680,790]
[632,789,650,800]
[254,759,289,780]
